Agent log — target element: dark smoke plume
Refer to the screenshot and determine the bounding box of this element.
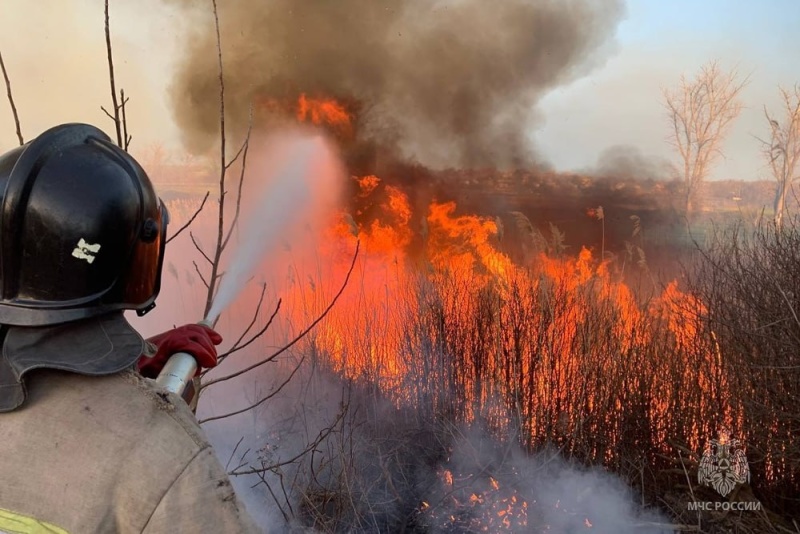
[165,0,624,169]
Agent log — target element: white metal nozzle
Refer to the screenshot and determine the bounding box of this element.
[154,352,198,396]
[154,320,214,400]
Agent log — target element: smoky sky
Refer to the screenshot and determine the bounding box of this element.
[165,0,624,169]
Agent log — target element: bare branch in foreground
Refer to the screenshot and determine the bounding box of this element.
[190,231,213,265]
[225,436,245,472]
[193,260,209,289]
[199,352,305,424]
[120,89,131,150]
[216,298,280,362]
[100,106,116,121]
[222,111,253,251]
[0,50,23,145]
[204,0,228,317]
[103,0,122,147]
[224,283,268,356]
[167,191,210,244]
[226,401,347,475]
[198,283,273,382]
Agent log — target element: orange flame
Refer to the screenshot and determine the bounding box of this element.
[167,169,738,464]
[296,93,353,138]
[265,171,737,460]
[253,93,355,139]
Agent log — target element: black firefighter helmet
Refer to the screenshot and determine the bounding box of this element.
[0,123,169,326]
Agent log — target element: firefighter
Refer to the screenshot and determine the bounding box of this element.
[0,124,261,533]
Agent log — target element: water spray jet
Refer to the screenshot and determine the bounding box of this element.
[156,133,343,401]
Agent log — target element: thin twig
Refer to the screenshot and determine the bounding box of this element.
[227,405,347,474]
[224,115,252,170]
[121,89,131,150]
[0,50,23,145]
[199,353,305,424]
[198,283,272,380]
[222,111,253,251]
[219,299,279,359]
[104,0,122,147]
[100,106,116,121]
[167,191,210,244]
[225,283,268,355]
[204,0,227,317]
[190,231,213,265]
[200,299,281,382]
[225,436,245,471]
[193,260,209,289]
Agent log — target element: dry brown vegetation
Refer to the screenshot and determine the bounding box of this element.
[220,203,797,532]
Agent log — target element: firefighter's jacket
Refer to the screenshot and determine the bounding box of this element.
[0,369,261,533]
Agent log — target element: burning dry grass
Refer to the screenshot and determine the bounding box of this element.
[164,183,799,532]
[307,240,729,466]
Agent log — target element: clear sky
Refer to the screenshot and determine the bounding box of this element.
[1,0,798,181]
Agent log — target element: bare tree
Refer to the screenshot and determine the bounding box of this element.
[0,49,23,145]
[664,61,748,215]
[758,85,800,228]
[101,0,131,150]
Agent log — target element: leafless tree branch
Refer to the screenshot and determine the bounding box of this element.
[193,260,209,289]
[121,89,131,150]
[0,50,23,145]
[190,231,213,265]
[225,436,246,472]
[217,299,281,361]
[199,353,306,424]
[226,403,347,474]
[224,113,252,170]
[758,84,800,227]
[224,283,268,356]
[204,0,227,317]
[664,61,749,214]
[222,110,253,251]
[198,283,273,381]
[167,191,210,244]
[100,106,116,121]
[104,0,123,147]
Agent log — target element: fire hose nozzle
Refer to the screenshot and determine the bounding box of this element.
[154,319,213,404]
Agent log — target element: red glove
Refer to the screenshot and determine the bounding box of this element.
[137,324,223,379]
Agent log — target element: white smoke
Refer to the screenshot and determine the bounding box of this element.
[209,370,674,533]
[422,427,671,534]
[205,131,345,324]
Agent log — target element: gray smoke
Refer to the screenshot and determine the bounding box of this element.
[423,428,671,534]
[164,0,624,168]
[203,364,674,533]
[593,145,677,181]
